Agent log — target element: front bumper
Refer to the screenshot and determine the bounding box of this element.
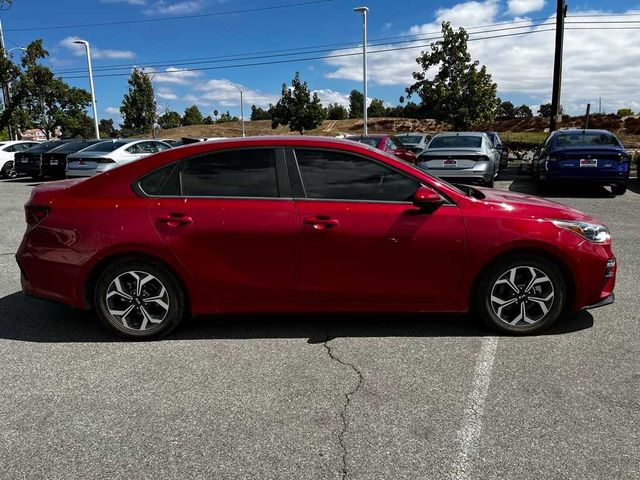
[583,293,615,310]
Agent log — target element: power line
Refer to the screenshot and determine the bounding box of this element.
[59,28,559,80]
[53,20,559,75]
[4,0,338,32]
[52,20,640,77]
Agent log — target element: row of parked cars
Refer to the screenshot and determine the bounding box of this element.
[0,137,213,180]
[347,131,508,188]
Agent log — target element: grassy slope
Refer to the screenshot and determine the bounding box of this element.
[154,116,640,148]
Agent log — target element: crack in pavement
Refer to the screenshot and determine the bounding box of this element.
[323,336,364,480]
[0,253,15,256]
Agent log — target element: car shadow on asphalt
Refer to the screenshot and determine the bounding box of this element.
[507,175,617,199]
[0,292,594,343]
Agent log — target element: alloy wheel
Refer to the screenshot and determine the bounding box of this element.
[490,266,555,327]
[105,270,170,331]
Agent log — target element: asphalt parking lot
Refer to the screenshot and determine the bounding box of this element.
[0,168,639,480]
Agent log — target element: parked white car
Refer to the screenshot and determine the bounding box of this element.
[66,139,172,177]
[0,140,40,178]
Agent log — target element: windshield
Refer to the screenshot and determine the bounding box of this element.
[27,141,63,152]
[555,132,619,147]
[83,141,128,152]
[428,136,482,149]
[349,137,380,148]
[398,135,423,145]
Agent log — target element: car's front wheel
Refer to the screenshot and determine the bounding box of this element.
[94,259,186,340]
[474,254,566,334]
[1,163,15,179]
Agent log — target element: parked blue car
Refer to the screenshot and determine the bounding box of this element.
[534,129,630,195]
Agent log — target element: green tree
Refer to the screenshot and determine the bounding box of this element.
[182,105,203,126]
[326,103,348,120]
[202,115,214,125]
[538,103,563,117]
[60,112,94,138]
[250,105,271,121]
[99,118,119,138]
[617,108,634,117]
[120,68,156,136]
[406,22,500,129]
[348,90,364,119]
[514,104,533,118]
[216,111,239,123]
[367,98,386,118]
[1,40,92,139]
[158,110,182,129]
[498,100,516,120]
[270,72,325,134]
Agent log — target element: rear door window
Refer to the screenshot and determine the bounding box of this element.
[294,149,418,202]
[180,149,279,198]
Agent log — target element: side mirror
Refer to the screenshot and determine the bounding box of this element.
[413,186,443,210]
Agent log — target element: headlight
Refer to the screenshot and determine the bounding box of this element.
[550,219,610,243]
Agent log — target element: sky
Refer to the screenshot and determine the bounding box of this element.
[1,0,640,125]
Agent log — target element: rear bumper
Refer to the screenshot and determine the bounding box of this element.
[15,164,42,175]
[419,167,493,183]
[42,165,67,178]
[66,169,97,178]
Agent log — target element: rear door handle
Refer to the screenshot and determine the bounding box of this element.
[303,215,339,230]
[158,213,193,227]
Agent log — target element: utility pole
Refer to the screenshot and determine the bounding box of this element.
[599,97,602,114]
[584,103,590,129]
[0,20,14,140]
[549,0,567,132]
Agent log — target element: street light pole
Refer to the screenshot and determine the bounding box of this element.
[354,6,369,135]
[73,40,100,139]
[230,83,245,137]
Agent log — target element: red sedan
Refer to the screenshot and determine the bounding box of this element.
[17,137,616,339]
[345,134,418,163]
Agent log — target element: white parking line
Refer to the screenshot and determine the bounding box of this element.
[451,336,499,480]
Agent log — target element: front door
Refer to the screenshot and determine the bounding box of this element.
[149,147,298,304]
[290,148,467,307]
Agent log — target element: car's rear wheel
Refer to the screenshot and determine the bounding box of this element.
[1,163,13,179]
[94,259,186,340]
[474,254,566,334]
[484,177,495,188]
[611,183,627,195]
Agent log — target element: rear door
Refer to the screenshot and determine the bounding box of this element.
[289,148,467,306]
[148,147,298,304]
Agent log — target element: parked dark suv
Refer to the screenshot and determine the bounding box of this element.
[533,129,630,195]
[42,140,103,179]
[14,140,75,180]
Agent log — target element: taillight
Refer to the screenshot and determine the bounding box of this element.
[96,158,115,164]
[25,205,51,226]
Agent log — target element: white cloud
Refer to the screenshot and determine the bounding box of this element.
[144,0,204,15]
[149,67,202,85]
[313,89,350,108]
[193,79,279,107]
[105,107,121,115]
[157,87,178,100]
[324,1,640,114]
[101,0,146,5]
[59,36,135,60]
[507,0,545,15]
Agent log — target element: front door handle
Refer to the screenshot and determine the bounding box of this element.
[303,215,339,230]
[157,213,193,227]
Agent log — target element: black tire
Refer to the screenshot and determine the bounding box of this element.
[1,163,12,179]
[94,258,186,340]
[474,254,566,335]
[31,173,44,181]
[611,184,627,195]
[484,177,495,188]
